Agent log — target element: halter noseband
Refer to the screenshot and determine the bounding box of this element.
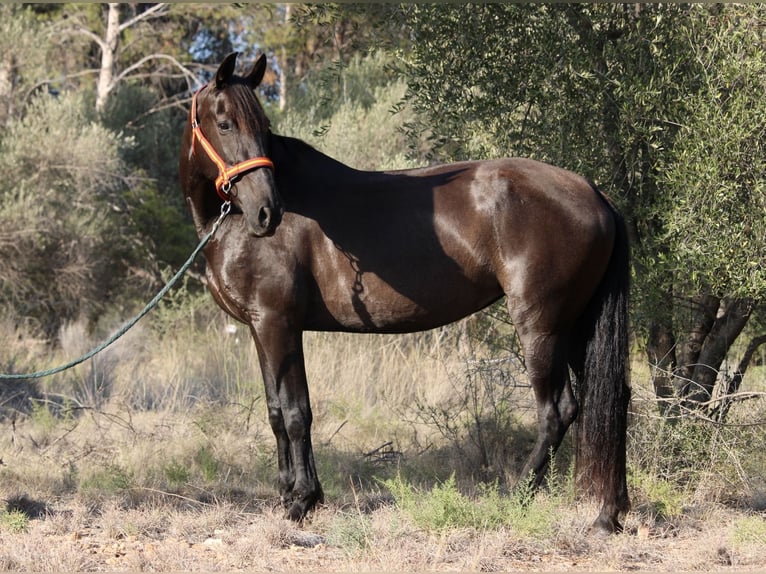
[190,86,275,202]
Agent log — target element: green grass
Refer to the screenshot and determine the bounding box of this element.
[163,460,191,487]
[383,473,558,538]
[629,469,687,520]
[325,511,372,553]
[195,446,219,483]
[731,515,766,546]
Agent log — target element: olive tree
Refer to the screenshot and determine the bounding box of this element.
[393,3,766,420]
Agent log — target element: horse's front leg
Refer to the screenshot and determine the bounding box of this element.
[251,320,323,521]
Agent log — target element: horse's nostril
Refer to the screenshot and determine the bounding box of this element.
[258,206,271,228]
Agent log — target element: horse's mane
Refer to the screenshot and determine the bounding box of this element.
[271,133,357,176]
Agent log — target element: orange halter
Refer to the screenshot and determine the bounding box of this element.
[190,86,275,202]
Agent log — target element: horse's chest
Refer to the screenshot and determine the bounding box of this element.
[204,264,251,323]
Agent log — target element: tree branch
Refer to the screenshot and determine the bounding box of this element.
[714,332,766,420]
[114,53,197,87]
[67,24,108,52]
[633,385,766,427]
[118,3,169,33]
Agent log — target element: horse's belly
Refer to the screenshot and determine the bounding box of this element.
[308,271,502,333]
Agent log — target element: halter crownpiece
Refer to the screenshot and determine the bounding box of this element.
[190,86,275,202]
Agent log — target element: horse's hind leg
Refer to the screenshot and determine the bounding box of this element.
[517,331,578,488]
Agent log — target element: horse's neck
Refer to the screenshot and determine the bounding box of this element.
[271,134,360,183]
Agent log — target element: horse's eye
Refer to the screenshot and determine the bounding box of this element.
[217,121,231,132]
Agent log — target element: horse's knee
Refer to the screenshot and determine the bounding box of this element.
[268,407,286,434]
[283,406,312,441]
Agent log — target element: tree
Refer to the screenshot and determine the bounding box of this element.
[0,5,49,127]
[33,4,256,273]
[245,3,409,114]
[38,3,207,114]
[392,4,766,420]
[657,6,766,413]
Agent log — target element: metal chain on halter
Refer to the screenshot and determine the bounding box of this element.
[0,201,231,380]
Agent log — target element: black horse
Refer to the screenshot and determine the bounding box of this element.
[179,52,631,533]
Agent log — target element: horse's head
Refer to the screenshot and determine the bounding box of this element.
[187,52,282,237]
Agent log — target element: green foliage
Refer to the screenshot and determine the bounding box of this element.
[283,4,410,100]
[629,470,686,520]
[29,400,60,434]
[195,446,219,483]
[80,464,134,494]
[163,460,191,488]
[0,90,145,334]
[0,6,48,128]
[275,53,422,170]
[102,83,195,270]
[384,473,557,538]
[661,7,766,298]
[161,448,219,488]
[0,510,30,534]
[398,4,565,162]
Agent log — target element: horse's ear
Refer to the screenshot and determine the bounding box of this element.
[215,52,239,89]
[245,53,268,88]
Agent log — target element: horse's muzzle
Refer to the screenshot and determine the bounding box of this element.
[249,204,282,237]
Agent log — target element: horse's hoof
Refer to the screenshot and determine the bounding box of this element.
[284,499,306,522]
[590,516,623,535]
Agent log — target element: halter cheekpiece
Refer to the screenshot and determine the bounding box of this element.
[190,86,275,202]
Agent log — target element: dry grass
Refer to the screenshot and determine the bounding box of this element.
[1,299,766,571]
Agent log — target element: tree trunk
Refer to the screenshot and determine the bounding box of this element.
[646,320,677,416]
[278,4,291,112]
[95,3,120,114]
[677,294,720,383]
[0,53,16,126]
[683,298,753,405]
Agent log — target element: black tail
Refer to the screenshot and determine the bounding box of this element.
[572,192,631,520]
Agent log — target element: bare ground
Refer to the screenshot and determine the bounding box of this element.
[0,490,764,572]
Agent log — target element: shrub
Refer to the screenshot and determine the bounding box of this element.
[0,510,29,534]
[80,464,133,494]
[629,383,766,507]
